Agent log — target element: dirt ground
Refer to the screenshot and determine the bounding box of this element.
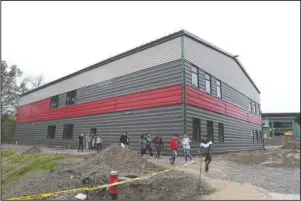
[1,144,300,200]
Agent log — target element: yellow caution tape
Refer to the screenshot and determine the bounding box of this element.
[7,161,194,200]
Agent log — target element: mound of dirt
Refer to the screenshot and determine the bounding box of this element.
[4,144,208,200]
[282,142,300,150]
[22,146,42,154]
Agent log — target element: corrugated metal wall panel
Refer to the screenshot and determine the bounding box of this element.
[186,106,262,153]
[15,105,184,149]
[58,93,67,108]
[185,62,257,113]
[19,38,182,106]
[76,60,182,104]
[184,36,260,103]
[222,83,249,111]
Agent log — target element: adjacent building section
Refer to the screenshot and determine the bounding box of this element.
[262,113,300,138]
[15,30,263,153]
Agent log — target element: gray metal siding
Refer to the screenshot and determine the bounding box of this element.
[185,61,253,111]
[76,60,182,104]
[58,93,66,108]
[184,36,260,103]
[186,106,262,153]
[19,37,182,106]
[222,83,249,111]
[15,105,184,149]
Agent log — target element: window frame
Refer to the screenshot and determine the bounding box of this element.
[255,130,259,142]
[50,95,59,109]
[248,99,252,112]
[218,123,224,143]
[47,125,56,139]
[207,120,214,142]
[63,124,74,139]
[251,101,256,114]
[216,79,222,98]
[205,73,212,94]
[66,90,77,106]
[191,66,199,88]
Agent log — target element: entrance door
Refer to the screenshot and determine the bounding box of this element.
[192,118,201,142]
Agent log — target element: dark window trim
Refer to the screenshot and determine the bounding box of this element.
[50,95,59,109]
[66,90,77,106]
[205,72,212,94]
[191,66,199,88]
[216,79,222,99]
[47,125,56,139]
[218,123,224,143]
[206,120,214,142]
[63,124,74,139]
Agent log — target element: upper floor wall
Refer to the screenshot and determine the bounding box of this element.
[19,37,182,106]
[184,36,260,103]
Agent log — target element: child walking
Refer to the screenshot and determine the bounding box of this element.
[139,134,147,156]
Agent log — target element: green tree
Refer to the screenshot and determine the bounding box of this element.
[1,61,44,142]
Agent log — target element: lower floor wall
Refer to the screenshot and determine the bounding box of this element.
[15,105,263,154]
[15,105,184,149]
[186,106,263,153]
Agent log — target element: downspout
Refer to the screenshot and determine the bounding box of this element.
[181,36,187,134]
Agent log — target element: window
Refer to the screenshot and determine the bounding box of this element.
[282,122,293,128]
[273,122,282,128]
[207,121,214,142]
[47,125,56,139]
[248,100,252,112]
[50,96,59,109]
[192,118,201,142]
[255,103,259,115]
[191,66,199,88]
[255,130,259,142]
[257,104,261,115]
[66,90,76,105]
[251,101,256,114]
[252,129,255,143]
[205,73,211,94]
[63,124,74,139]
[218,123,224,143]
[259,131,263,142]
[90,128,97,135]
[216,80,222,98]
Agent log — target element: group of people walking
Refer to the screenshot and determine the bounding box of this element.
[78,130,212,172]
[78,133,102,152]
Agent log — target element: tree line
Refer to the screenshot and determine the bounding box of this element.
[1,60,44,142]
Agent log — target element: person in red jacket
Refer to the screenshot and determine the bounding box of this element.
[169,134,180,165]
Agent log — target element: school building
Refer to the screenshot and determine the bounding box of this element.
[15,30,263,153]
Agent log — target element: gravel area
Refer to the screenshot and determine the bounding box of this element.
[206,160,300,195]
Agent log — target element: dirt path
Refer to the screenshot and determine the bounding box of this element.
[150,156,300,200]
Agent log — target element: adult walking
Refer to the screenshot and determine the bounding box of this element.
[182,134,193,163]
[139,134,147,156]
[120,132,128,149]
[78,133,84,152]
[96,135,102,152]
[145,133,154,158]
[153,135,163,159]
[169,134,179,165]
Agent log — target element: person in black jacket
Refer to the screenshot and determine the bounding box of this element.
[120,132,128,149]
[78,133,84,152]
[153,136,163,158]
[145,133,154,158]
[200,136,213,173]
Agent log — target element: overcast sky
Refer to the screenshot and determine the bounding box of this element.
[2,1,300,113]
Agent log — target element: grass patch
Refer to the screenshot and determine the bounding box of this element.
[2,154,65,185]
[1,151,15,158]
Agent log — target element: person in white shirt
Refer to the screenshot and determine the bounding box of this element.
[182,134,193,162]
[200,136,213,172]
[96,136,102,152]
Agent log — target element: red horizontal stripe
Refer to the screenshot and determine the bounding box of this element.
[16,85,183,124]
[186,85,261,125]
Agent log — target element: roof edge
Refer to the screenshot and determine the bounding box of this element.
[21,29,261,97]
